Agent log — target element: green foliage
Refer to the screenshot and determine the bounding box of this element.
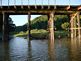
[30,29,49,39]
[14,15,70,39]
[21,15,70,31]
[54,15,69,30]
[15,26,24,32]
[61,22,69,30]
[14,29,69,39]
[14,29,49,39]
[14,31,27,37]
[31,15,48,29]
[0,15,16,32]
[54,31,69,38]
[8,17,16,32]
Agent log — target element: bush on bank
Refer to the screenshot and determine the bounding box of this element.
[14,29,69,39]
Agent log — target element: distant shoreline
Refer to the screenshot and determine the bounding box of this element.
[14,29,69,39]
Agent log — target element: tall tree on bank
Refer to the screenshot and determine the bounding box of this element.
[8,17,16,32]
[15,15,70,32]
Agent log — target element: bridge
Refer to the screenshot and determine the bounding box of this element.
[0,0,81,41]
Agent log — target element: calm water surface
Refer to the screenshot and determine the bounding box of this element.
[0,37,81,61]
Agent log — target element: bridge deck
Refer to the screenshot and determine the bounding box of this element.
[0,5,81,15]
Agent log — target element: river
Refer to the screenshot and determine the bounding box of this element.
[0,37,81,61]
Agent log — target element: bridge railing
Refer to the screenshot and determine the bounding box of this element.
[0,0,81,6]
[0,0,56,6]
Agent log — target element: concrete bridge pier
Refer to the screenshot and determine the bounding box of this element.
[48,11,54,42]
[2,12,9,41]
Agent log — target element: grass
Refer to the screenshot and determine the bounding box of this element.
[14,29,49,39]
[14,29,69,39]
[54,31,69,38]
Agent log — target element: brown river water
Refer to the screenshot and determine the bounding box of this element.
[0,37,81,61]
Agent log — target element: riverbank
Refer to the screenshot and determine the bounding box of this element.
[14,29,69,39]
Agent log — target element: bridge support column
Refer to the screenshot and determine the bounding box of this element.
[70,14,75,38]
[48,11,55,61]
[0,14,3,40]
[77,12,81,38]
[28,12,31,40]
[2,12,9,41]
[48,11,54,41]
[74,17,77,37]
[70,13,77,38]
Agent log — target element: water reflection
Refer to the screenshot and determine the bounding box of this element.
[8,37,48,61]
[1,37,81,61]
[0,40,10,61]
[3,42,10,61]
[9,37,28,61]
[70,37,81,61]
[55,38,70,61]
[0,42,4,61]
[27,41,32,61]
[48,39,55,61]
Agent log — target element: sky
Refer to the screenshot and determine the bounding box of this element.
[1,0,81,26]
[1,0,81,5]
[9,15,41,26]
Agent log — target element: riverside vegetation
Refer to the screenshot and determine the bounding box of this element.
[14,29,69,39]
[0,15,72,39]
[13,15,70,39]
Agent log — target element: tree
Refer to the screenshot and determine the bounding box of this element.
[15,15,70,32]
[8,17,16,32]
[31,15,48,30]
[61,22,69,30]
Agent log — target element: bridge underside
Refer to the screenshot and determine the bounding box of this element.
[0,5,81,15]
[0,5,81,41]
